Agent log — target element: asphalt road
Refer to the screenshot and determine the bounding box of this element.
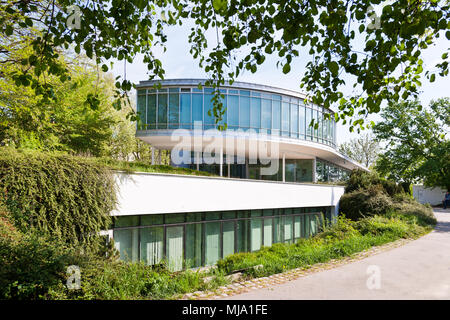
[223,209,450,300]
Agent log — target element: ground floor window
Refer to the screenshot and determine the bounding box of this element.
[113,206,333,271]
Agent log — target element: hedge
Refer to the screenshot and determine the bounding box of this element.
[0,147,116,248]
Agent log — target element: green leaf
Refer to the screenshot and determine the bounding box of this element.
[282,63,291,74]
[329,61,339,76]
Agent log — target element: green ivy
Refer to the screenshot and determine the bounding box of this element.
[0,147,116,249]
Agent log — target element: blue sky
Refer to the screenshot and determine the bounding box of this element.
[111,22,449,145]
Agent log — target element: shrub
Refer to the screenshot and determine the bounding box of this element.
[345,169,404,196]
[0,234,77,299]
[0,147,116,249]
[339,186,394,220]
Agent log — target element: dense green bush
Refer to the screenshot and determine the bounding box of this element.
[339,186,394,220]
[0,147,116,248]
[345,169,404,196]
[0,233,77,299]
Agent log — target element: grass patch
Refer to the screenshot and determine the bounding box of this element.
[216,212,434,280]
[93,157,216,177]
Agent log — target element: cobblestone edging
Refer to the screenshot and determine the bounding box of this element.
[179,238,413,300]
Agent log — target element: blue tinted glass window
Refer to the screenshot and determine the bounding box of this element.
[240,90,250,96]
[272,94,281,100]
[250,97,261,131]
[306,107,312,138]
[204,88,214,93]
[218,95,227,128]
[169,88,179,93]
[261,99,271,130]
[290,103,298,138]
[137,94,146,130]
[228,89,239,95]
[228,95,239,128]
[239,96,250,128]
[169,93,179,128]
[299,105,305,137]
[157,93,167,129]
[204,94,215,129]
[282,102,290,136]
[192,93,203,123]
[147,94,157,129]
[180,93,191,129]
[272,100,281,134]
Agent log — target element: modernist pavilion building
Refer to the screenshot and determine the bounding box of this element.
[111,79,366,271]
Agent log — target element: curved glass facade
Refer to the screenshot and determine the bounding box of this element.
[136,86,337,147]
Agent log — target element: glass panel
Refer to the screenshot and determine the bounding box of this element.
[310,215,318,236]
[263,218,273,246]
[299,105,305,137]
[186,212,203,222]
[157,93,168,129]
[272,100,281,135]
[166,226,184,271]
[285,160,296,182]
[261,99,271,130]
[283,216,293,243]
[115,216,139,228]
[169,93,179,128]
[273,217,283,243]
[294,216,301,239]
[240,90,250,96]
[165,213,185,224]
[137,94,146,130]
[185,223,202,268]
[239,96,250,129]
[250,218,262,252]
[282,102,290,136]
[222,221,235,258]
[205,222,221,266]
[205,211,221,220]
[204,93,215,129]
[192,93,203,123]
[290,103,298,138]
[140,227,163,266]
[251,209,262,217]
[296,159,313,182]
[222,211,236,220]
[141,215,163,226]
[304,215,311,238]
[250,97,261,131]
[227,95,239,128]
[114,229,139,262]
[180,93,191,129]
[147,94,157,129]
[236,220,249,252]
[305,107,312,138]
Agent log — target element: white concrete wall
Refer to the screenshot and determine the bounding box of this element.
[112,172,345,216]
[413,185,447,206]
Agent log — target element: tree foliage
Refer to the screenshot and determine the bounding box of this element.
[373,98,450,191]
[339,132,380,168]
[0,0,448,131]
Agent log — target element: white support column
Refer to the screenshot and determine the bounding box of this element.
[282,153,286,182]
[219,147,223,177]
[313,158,317,183]
[151,148,155,165]
[157,150,161,165]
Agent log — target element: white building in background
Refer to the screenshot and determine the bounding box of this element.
[413,185,446,206]
[111,79,367,271]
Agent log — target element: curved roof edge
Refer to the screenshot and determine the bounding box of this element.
[137,78,312,102]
